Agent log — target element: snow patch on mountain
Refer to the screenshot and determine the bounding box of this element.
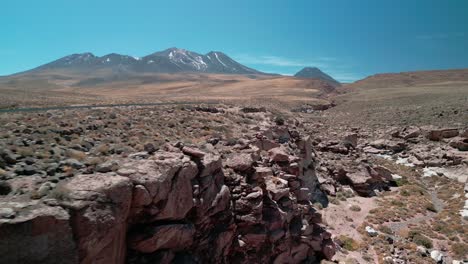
[214,52,228,68]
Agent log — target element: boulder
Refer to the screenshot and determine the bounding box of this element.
[252,138,280,151]
[268,147,289,162]
[265,177,290,201]
[199,153,222,177]
[96,160,119,173]
[252,167,273,182]
[461,129,468,138]
[365,226,378,237]
[430,250,444,263]
[299,169,328,205]
[394,126,421,139]
[0,149,17,165]
[370,139,407,153]
[449,137,468,151]
[182,146,206,158]
[225,153,254,172]
[0,181,12,195]
[143,143,157,154]
[341,166,393,197]
[427,128,459,141]
[295,187,311,202]
[0,207,15,219]
[343,133,358,149]
[296,135,314,168]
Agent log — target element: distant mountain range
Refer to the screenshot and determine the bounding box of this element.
[24,48,263,75]
[294,67,340,86]
[7,47,341,85]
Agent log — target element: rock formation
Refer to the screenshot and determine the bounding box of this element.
[0,124,335,264]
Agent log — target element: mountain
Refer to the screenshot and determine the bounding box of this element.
[348,69,468,89]
[23,48,264,76]
[294,67,340,86]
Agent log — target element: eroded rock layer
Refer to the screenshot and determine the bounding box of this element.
[0,126,335,264]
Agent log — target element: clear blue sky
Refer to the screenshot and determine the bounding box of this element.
[1,0,467,82]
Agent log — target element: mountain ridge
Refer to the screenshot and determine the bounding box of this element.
[15,48,265,76]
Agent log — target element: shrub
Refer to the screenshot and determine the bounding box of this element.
[66,149,86,161]
[313,202,323,210]
[0,181,12,195]
[400,189,410,196]
[350,205,362,212]
[395,177,408,186]
[379,225,393,235]
[95,144,110,155]
[17,147,34,157]
[49,184,71,201]
[451,243,468,259]
[329,196,340,205]
[337,235,359,251]
[274,116,285,126]
[409,231,433,248]
[391,200,405,207]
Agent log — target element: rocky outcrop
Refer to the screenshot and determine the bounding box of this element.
[61,174,133,264]
[426,128,459,141]
[0,127,335,264]
[336,165,395,197]
[0,204,77,264]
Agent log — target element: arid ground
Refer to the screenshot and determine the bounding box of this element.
[0,69,467,264]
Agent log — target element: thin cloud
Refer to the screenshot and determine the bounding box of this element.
[233,54,332,68]
[329,73,362,83]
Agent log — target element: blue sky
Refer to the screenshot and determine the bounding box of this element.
[1,0,467,82]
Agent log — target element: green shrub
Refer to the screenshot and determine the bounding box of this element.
[350,205,361,212]
[379,225,393,235]
[395,177,408,186]
[409,231,433,248]
[338,235,359,251]
[274,116,285,126]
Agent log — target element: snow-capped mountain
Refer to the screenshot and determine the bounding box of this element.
[30,48,263,75]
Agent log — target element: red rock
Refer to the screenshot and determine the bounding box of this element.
[64,173,133,264]
[0,205,77,264]
[265,177,290,201]
[199,153,222,177]
[129,224,195,253]
[268,147,289,162]
[343,133,358,148]
[449,137,468,151]
[321,239,336,260]
[132,184,152,207]
[225,153,254,172]
[426,128,459,141]
[154,161,198,220]
[252,167,273,182]
[252,138,280,151]
[182,146,206,158]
